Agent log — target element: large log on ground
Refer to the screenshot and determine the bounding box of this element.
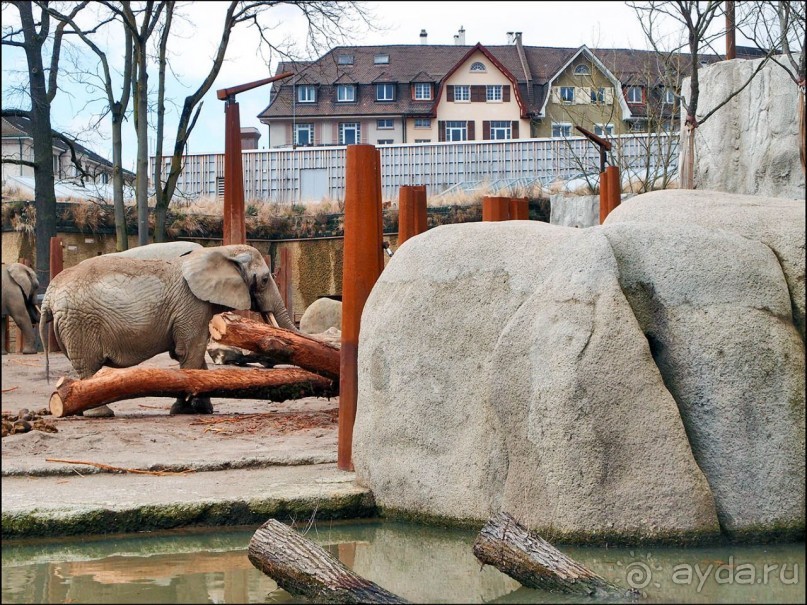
[473,512,632,597]
[49,367,336,418]
[210,312,340,381]
[248,518,408,604]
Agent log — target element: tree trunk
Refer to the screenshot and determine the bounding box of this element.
[799,89,805,175]
[209,313,340,381]
[49,366,337,417]
[473,512,630,597]
[248,518,408,604]
[111,107,129,252]
[134,44,150,246]
[679,122,696,189]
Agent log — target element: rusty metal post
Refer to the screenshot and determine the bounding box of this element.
[340,144,383,471]
[48,237,63,352]
[413,185,427,235]
[482,196,511,221]
[509,197,529,220]
[280,247,293,322]
[223,99,246,245]
[398,185,417,245]
[375,149,385,273]
[725,1,736,60]
[606,165,621,217]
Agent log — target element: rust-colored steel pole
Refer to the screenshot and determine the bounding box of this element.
[482,196,511,221]
[223,100,246,245]
[599,169,610,225]
[375,149,385,274]
[339,144,383,471]
[509,197,529,220]
[414,185,427,235]
[725,0,736,60]
[48,237,63,352]
[606,165,621,217]
[398,185,417,245]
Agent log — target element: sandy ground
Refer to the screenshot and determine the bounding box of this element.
[1,350,339,476]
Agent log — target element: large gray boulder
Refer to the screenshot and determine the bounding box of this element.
[602,222,805,538]
[299,297,342,334]
[605,190,806,341]
[354,221,720,542]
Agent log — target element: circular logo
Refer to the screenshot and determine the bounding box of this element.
[626,561,652,589]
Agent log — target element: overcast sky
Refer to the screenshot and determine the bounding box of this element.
[1,1,736,172]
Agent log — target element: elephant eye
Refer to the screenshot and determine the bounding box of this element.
[262,274,270,285]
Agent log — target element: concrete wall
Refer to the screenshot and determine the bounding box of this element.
[682,56,805,199]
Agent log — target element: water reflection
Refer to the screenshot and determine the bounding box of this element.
[2,521,804,604]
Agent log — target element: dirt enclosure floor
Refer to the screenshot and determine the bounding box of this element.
[1,351,339,476]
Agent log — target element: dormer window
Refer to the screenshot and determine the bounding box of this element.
[574,64,591,75]
[470,61,486,72]
[413,83,432,100]
[297,85,316,103]
[337,54,354,65]
[374,54,390,65]
[626,85,643,104]
[337,84,356,102]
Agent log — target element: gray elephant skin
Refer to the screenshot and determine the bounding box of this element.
[2,263,41,354]
[38,244,296,416]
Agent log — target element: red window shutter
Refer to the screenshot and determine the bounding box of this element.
[447,85,454,102]
[438,120,446,142]
[410,84,415,100]
[503,85,510,102]
[314,123,320,146]
[467,121,475,140]
[471,85,485,102]
[483,121,490,140]
[512,121,519,138]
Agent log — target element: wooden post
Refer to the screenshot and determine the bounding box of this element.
[725,0,736,60]
[605,165,620,217]
[483,196,511,221]
[340,145,383,471]
[509,197,529,220]
[223,99,246,245]
[48,237,63,352]
[398,185,417,245]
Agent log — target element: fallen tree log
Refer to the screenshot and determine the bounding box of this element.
[49,367,337,418]
[210,312,340,381]
[248,518,408,604]
[473,512,633,598]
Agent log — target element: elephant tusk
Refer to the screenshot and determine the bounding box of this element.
[263,312,280,328]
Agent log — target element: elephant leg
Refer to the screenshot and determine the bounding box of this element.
[71,356,115,418]
[169,342,213,415]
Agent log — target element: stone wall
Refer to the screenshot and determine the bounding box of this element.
[682,56,805,199]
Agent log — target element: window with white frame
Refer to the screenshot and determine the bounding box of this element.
[486,85,503,102]
[663,87,675,104]
[470,61,486,72]
[559,86,574,103]
[445,121,467,141]
[376,83,395,101]
[377,119,393,130]
[377,139,394,145]
[594,123,614,137]
[489,121,511,140]
[337,84,356,102]
[337,54,353,65]
[414,118,431,128]
[297,85,316,103]
[574,64,590,75]
[414,83,432,100]
[339,122,361,145]
[551,122,572,138]
[454,85,470,102]
[295,123,314,146]
[374,54,389,64]
[591,87,606,103]
[414,139,431,143]
[626,86,643,103]
[630,121,645,132]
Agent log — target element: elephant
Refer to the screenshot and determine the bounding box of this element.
[106,241,202,259]
[2,263,41,355]
[39,244,297,417]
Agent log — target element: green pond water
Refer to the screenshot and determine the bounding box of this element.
[1,519,804,604]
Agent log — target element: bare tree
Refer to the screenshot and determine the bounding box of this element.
[627,1,773,188]
[42,2,134,251]
[736,0,805,173]
[1,0,89,289]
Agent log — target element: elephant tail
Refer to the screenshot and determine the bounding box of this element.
[39,304,52,384]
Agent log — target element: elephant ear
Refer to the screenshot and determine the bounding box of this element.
[181,248,251,310]
[8,264,37,298]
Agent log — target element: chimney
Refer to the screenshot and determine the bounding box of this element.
[240,127,261,151]
[506,31,515,44]
[419,29,428,45]
[514,32,523,45]
[458,26,465,45]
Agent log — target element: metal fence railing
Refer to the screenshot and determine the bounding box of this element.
[150,133,678,203]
